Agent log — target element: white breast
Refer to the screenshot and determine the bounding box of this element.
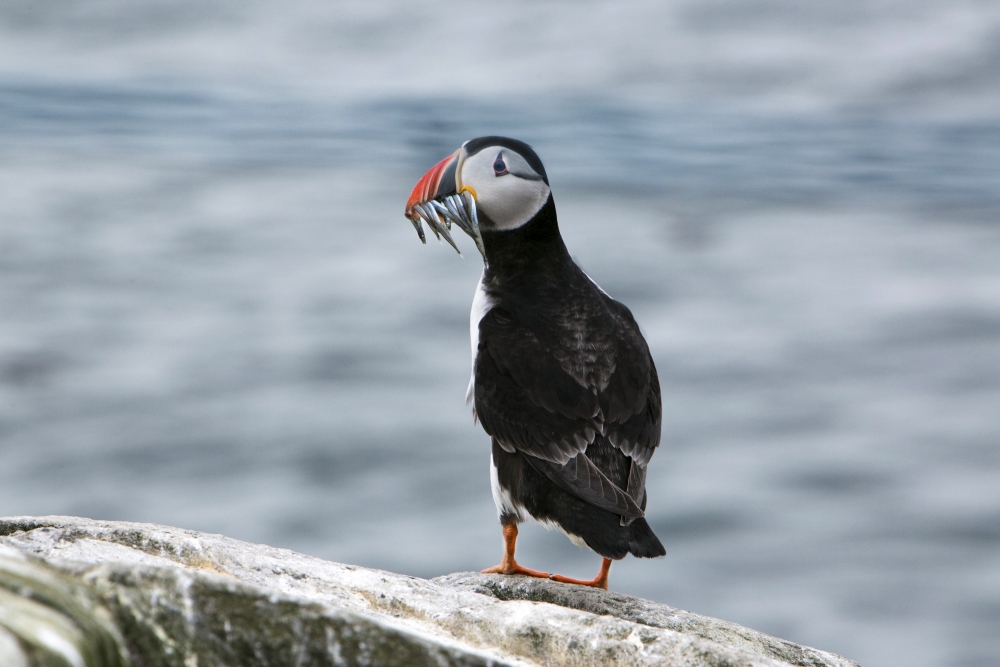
[466,273,494,404]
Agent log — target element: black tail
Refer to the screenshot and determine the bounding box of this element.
[627,517,666,558]
[493,441,666,560]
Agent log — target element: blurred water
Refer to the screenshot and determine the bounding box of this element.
[2,3,1000,667]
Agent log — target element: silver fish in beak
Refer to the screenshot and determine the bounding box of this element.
[405,150,485,258]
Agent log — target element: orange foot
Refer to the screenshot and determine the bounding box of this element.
[482,523,549,579]
[481,561,549,578]
[549,557,612,590]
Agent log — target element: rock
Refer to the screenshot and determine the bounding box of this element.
[0,516,859,667]
[0,545,130,667]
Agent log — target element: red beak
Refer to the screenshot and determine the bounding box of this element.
[405,151,458,217]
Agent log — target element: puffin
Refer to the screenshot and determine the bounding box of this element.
[404,136,665,589]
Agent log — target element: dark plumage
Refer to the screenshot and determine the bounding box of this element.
[474,196,664,561]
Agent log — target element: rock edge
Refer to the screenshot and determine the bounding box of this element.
[0,516,858,667]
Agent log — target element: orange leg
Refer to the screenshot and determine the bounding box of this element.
[481,523,549,578]
[549,557,612,590]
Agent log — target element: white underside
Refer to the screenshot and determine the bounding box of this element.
[467,273,494,404]
[489,453,589,548]
[489,452,523,522]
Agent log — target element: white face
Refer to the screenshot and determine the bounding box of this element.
[459,146,551,231]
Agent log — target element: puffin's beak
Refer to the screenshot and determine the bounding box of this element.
[404,148,485,258]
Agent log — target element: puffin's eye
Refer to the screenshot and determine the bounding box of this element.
[493,153,509,176]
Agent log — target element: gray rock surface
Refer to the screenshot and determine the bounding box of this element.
[0,516,859,667]
[0,545,130,667]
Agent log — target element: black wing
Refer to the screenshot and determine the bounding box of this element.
[474,293,661,519]
[599,298,661,468]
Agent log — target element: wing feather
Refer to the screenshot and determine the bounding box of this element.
[474,285,662,514]
[524,451,644,519]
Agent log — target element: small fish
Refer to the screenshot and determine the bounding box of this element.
[409,216,426,244]
[405,192,485,259]
[417,203,460,253]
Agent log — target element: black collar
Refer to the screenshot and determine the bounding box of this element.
[480,196,571,279]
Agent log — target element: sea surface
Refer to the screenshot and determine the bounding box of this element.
[1,3,999,667]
